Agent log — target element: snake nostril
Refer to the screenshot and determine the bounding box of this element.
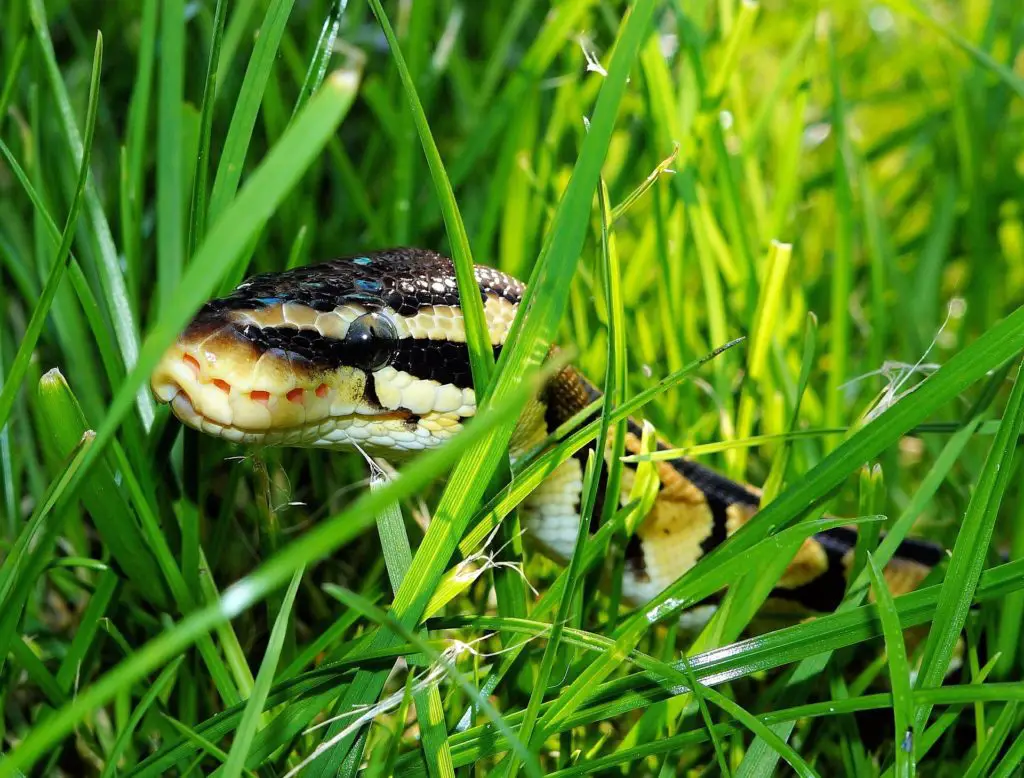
[213,379,231,393]
[250,390,270,405]
[183,354,201,376]
[286,388,304,404]
[315,383,329,398]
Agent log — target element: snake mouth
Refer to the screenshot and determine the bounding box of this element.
[150,335,464,451]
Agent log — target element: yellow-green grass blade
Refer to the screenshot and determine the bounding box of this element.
[312,3,659,771]
[366,0,493,390]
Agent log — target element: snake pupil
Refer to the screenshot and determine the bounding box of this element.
[343,311,398,372]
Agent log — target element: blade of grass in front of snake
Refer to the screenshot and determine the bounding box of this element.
[367,459,454,778]
[315,4,660,773]
[58,66,360,553]
[366,0,492,390]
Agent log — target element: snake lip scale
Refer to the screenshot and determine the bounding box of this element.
[151,247,944,618]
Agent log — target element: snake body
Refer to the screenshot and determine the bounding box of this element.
[151,248,943,615]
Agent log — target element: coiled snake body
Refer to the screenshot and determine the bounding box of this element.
[151,248,942,615]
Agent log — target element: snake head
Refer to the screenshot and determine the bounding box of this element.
[151,250,521,451]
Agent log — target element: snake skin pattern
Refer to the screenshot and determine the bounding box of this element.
[151,248,943,614]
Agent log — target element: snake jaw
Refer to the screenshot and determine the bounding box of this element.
[150,331,466,451]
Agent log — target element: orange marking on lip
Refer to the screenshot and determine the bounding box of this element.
[250,390,270,405]
[183,354,201,375]
[213,379,231,393]
[287,388,304,404]
[315,383,329,398]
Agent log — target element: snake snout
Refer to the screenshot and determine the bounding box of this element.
[149,323,359,443]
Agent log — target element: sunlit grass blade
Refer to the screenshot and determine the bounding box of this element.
[313,2,659,770]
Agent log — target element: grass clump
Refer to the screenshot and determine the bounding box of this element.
[2,0,1024,775]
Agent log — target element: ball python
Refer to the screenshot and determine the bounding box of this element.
[150,247,943,618]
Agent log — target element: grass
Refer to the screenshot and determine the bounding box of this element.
[1,0,1023,775]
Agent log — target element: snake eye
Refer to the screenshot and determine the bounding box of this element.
[343,312,398,372]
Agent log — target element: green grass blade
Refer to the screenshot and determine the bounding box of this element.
[207,0,297,231]
[29,0,152,428]
[367,0,492,389]
[99,656,183,778]
[221,568,304,778]
[866,552,916,778]
[0,32,101,435]
[156,0,185,311]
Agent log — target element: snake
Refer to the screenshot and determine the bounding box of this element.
[150,247,944,618]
